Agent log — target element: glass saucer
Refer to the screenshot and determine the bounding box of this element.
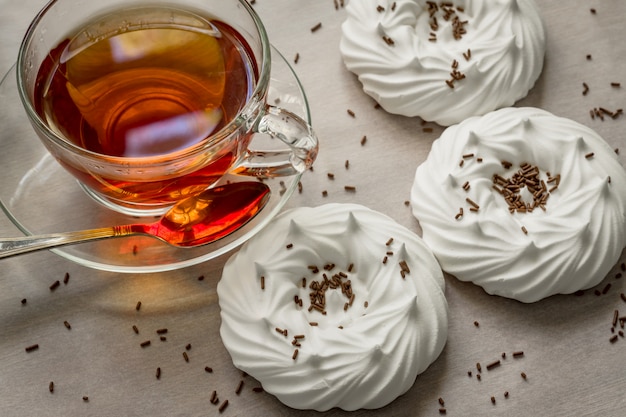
[0,46,310,273]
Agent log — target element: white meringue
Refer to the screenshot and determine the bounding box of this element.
[411,107,626,302]
[218,203,448,411]
[340,0,546,126]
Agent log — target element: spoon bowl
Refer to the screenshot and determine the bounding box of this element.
[0,181,270,259]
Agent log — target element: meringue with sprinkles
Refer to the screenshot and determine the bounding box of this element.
[218,203,448,411]
[411,107,626,302]
[340,0,546,126]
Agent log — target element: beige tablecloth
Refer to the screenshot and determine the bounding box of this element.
[1,1,625,416]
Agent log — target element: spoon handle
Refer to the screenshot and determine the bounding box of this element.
[0,226,134,259]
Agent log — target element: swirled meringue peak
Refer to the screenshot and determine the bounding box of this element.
[340,0,546,126]
[218,203,448,411]
[411,107,626,303]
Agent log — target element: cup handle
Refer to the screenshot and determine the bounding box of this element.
[231,104,318,178]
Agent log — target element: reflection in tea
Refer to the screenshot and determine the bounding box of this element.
[34,7,257,206]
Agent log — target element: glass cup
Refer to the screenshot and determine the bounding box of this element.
[16,0,318,216]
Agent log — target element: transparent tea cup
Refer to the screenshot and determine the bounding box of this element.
[17,0,318,216]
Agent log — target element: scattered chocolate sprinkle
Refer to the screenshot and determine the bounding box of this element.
[476,362,482,373]
[512,351,524,358]
[585,152,595,159]
[620,293,626,303]
[197,275,204,281]
[183,351,189,362]
[610,335,618,343]
[310,22,322,32]
[49,381,54,393]
[140,340,151,348]
[491,396,496,405]
[156,367,161,379]
[327,172,335,180]
[236,380,244,395]
[586,54,592,60]
[49,280,60,291]
[382,35,395,46]
[476,373,481,381]
[186,343,192,351]
[63,272,70,284]
[602,283,612,294]
[504,391,509,398]
[582,82,589,95]
[135,301,142,311]
[63,321,71,330]
[521,372,527,379]
[83,396,89,402]
[286,243,294,249]
[438,397,445,406]
[439,408,447,414]
[25,344,39,353]
[292,349,299,360]
[474,321,479,327]
[612,82,621,88]
[309,322,318,326]
[252,387,264,393]
[21,298,27,305]
[486,360,501,370]
[132,325,139,334]
[345,160,350,169]
[360,135,367,145]
[466,198,480,210]
[210,390,218,404]
[156,328,168,335]
[386,238,394,246]
[590,8,596,14]
[218,400,229,413]
[294,53,300,64]
[347,109,356,118]
[502,352,506,359]
[205,366,213,373]
[344,185,357,192]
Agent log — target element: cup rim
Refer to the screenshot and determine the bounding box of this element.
[16,0,272,165]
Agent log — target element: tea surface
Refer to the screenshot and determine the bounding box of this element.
[36,8,255,158]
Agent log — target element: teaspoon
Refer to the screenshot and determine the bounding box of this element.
[0,181,270,259]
